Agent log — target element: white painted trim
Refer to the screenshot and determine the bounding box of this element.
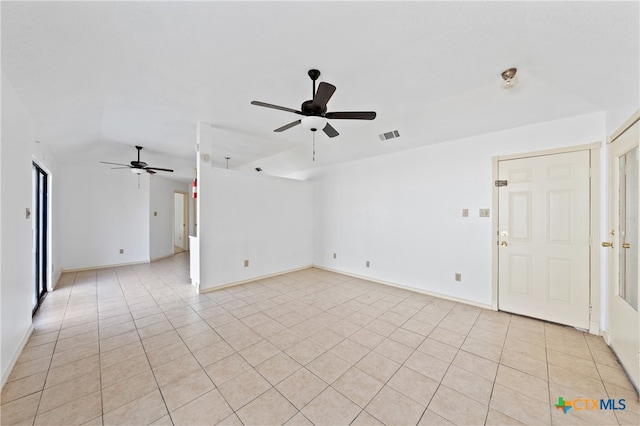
[494,142,601,162]
[1,324,34,389]
[313,265,493,310]
[491,143,601,334]
[61,259,150,274]
[31,156,54,293]
[150,252,181,262]
[491,157,500,311]
[589,147,602,335]
[607,109,640,144]
[198,265,313,294]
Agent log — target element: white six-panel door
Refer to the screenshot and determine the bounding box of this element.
[498,150,591,329]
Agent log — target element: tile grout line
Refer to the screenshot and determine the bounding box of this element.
[125,264,177,425]
[354,297,457,426]
[29,270,77,425]
[480,314,512,426]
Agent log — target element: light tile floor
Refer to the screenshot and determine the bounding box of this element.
[1,253,638,425]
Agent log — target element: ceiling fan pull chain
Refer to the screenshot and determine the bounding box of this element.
[313,132,316,162]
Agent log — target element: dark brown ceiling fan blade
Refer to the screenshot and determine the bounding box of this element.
[146,170,157,174]
[274,120,301,132]
[110,167,131,170]
[325,111,377,120]
[322,123,339,138]
[251,101,302,115]
[100,161,130,167]
[145,167,174,172]
[311,82,336,110]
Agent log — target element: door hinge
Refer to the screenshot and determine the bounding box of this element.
[495,180,508,187]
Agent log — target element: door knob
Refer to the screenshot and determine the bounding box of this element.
[602,242,613,248]
[622,243,631,249]
[500,241,508,247]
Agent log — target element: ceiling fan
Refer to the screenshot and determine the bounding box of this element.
[251,69,376,138]
[100,146,174,174]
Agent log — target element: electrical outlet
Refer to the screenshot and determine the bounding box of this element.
[366,260,370,268]
[154,211,157,216]
[119,249,124,254]
[244,259,249,267]
[333,253,337,259]
[479,209,490,218]
[455,273,462,282]
[462,209,469,217]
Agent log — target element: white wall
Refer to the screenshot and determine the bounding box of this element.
[149,175,190,260]
[311,112,606,307]
[197,165,313,291]
[58,165,150,270]
[1,75,35,385]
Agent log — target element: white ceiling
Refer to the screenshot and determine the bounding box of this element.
[2,1,638,179]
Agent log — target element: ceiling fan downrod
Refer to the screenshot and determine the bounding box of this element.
[136,145,142,163]
[308,69,320,99]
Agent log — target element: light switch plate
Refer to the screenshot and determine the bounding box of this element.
[479,209,490,217]
[462,209,469,217]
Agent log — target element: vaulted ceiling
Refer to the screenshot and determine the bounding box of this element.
[2,1,638,179]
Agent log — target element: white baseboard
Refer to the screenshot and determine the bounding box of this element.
[1,324,35,390]
[150,252,180,262]
[312,265,493,310]
[61,259,150,274]
[198,265,313,294]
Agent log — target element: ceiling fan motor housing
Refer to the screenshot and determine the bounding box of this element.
[301,100,327,117]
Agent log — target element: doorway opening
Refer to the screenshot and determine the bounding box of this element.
[32,162,49,315]
[174,191,188,253]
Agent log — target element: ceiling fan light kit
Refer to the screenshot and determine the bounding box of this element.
[501,67,519,90]
[301,116,328,132]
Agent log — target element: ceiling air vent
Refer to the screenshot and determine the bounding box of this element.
[379,130,400,141]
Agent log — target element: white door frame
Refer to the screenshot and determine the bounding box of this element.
[605,110,639,390]
[491,142,601,334]
[32,156,53,294]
